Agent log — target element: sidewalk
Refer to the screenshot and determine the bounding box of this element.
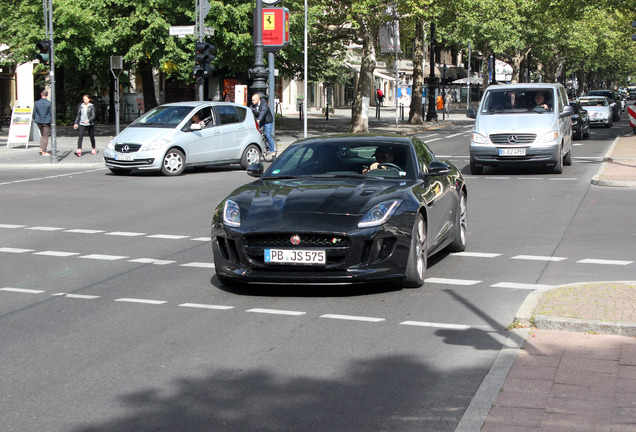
[1,106,635,432]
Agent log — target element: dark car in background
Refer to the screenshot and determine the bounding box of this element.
[211,135,468,289]
[569,100,590,139]
[586,90,621,122]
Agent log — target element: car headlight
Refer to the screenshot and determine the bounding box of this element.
[471,132,489,144]
[106,140,114,150]
[358,200,402,228]
[538,131,559,143]
[141,138,170,151]
[600,112,609,119]
[223,200,241,227]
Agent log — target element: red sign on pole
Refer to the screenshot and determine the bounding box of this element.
[262,7,290,51]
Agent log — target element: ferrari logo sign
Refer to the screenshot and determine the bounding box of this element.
[261,7,290,51]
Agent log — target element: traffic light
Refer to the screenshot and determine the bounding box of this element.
[36,40,51,65]
[193,42,215,78]
[632,21,636,41]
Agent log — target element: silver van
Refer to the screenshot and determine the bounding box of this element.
[467,83,573,174]
[103,101,263,176]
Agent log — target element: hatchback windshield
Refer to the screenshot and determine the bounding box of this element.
[130,106,194,128]
[480,88,554,114]
[580,97,608,107]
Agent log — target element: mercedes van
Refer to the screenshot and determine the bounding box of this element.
[467,83,573,174]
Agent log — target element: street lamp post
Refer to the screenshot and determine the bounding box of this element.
[250,0,269,99]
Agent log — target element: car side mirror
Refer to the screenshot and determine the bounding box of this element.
[425,161,451,176]
[190,123,202,131]
[560,105,574,117]
[466,106,477,119]
[247,162,264,177]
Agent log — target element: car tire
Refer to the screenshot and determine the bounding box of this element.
[469,161,483,175]
[108,167,132,175]
[240,144,262,169]
[583,125,590,139]
[448,191,467,252]
[402,213,427,288]
[161,148,186,176]
[553,145,563,174]
[563,146,572,166]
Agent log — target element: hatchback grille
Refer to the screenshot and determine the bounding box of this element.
[489,134,536,145]
[114,143,142,153]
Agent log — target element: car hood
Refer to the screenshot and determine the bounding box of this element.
[582,106,610,113]
[113,126,176,145]
[476,112,557,135]
[228,177,411,231]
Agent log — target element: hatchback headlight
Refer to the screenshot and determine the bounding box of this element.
[358,200,402,228]
[223,200,241,227]
[538,131,559,143]
[141,139,170,151]
[471,132,489,144]
[106,140,114,150]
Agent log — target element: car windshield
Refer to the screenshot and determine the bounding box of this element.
[263,141,416,179]
[129,106,194,128]
[480,88,554,114]
[580,98,607,107]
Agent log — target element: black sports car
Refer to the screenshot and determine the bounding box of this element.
[211,135,467,288]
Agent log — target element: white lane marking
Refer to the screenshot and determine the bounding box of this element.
[114,298,167,305]
[578,258,633,266]
[426,137,443,142]
[512,255,567,262]
[400,321,471,330]
[53,293,100,299]
[0,247,35,253]
[573,156,603,160]
[105,231,146,237]
[425,277,481,286]
[146,234,190,240]
[451,252,501,258]
[64,229,105,234]
[0,224,26,229]
[180,262,215,268]
[0,169,106,186]
[179,303,234,310]
[320,314,385,322]
[485,177,511,180]
[247,308,306,316]
[128,258,177,265]
[191,237,211,242]
[425,133,439,138]
[1,287,45,294]
[490,282,555,290]
[33,251,80,257]
[26,226,64,231]
[79,254,128,261]
[549,178,577,181]
[517,177,543,180]
[446,132,467,139]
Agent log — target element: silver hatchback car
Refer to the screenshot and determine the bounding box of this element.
[467,83,574,174]
[103,101,263,176]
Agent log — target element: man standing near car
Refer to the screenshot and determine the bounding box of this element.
[251,93,276,159]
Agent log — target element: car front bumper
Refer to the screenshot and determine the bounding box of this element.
[469,142,560,167]
[103,148,162,171]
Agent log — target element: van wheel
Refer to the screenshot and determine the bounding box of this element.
[469,161,483,175]
[553,145,563,174]
[563,146,572,166]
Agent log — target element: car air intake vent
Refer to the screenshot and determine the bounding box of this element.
[114,143,142,153]
[244,233,350,248]
[489,134,536,145]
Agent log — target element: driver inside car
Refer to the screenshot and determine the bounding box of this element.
[534,93,551,111]
[363,145,396,174]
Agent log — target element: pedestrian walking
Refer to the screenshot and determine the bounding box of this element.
[444,91,452,115]
[376,88,384,106]
[73,94,97,157]
[250,93,276,159]
[33,89,52,156]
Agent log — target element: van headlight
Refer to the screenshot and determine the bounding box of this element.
[471,132,489,144]
[141,139,170,151]
[538,131,559,143]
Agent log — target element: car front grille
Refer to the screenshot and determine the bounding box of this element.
[489,134,536,145]
[114,143,142,153]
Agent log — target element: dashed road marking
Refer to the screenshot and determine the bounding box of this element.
[1,287,45,294]
[0,224,26,229]
[34,251,81,257]
[53,293,100,299]
[425,277,481,286]
[25,226,64,231]
[490,282,555,290]
[147,234,190,240]
[114,298,167,305]
[247,308,306,316]
[0,247,34,253]
[180,262,215,268]
[512,255,567,262]
[400,321,471,330]
[64,229,105,234]
[578,258,633,266]
[320,314,385,322]
[129,258,177,265]
[105,231,146,237]
[451,252,501,258]
[79,254,129,261]
[179,303,234,310]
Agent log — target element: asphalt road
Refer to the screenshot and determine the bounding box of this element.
[0,119,634,431]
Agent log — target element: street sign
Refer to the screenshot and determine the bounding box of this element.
[261,7,290,51]
[170,26,195,36]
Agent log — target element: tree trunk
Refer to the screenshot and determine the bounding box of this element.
[350,24,376,133]
[139,59,158,112]
[408,21,424,125]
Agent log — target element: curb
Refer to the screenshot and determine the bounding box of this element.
[514,280,636,336]
[591,135,636,188]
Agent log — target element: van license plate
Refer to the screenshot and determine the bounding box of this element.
[265,249,326,265]
[499,148,526,156]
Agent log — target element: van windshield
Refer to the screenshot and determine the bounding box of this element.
[480,88,554,114]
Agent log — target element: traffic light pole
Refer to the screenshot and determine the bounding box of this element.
[196,0,204,101]
[43,0,57,163]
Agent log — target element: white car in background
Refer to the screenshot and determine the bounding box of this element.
[578,96,613,128]
[103,101,263,176]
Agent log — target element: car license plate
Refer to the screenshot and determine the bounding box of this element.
[499,148,526,156]
[115,153,134,161]
[265,249,326,265]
